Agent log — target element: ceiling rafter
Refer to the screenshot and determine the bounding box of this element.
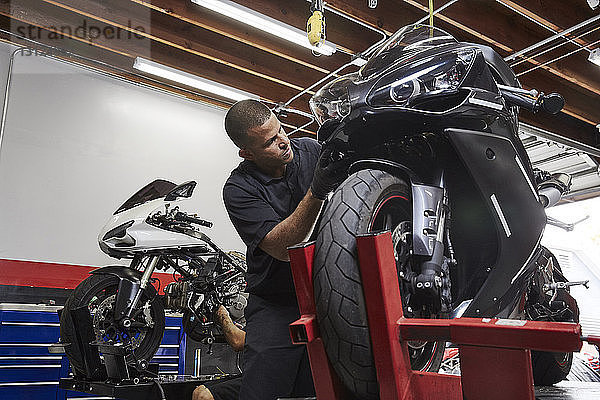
[496,0,590,47]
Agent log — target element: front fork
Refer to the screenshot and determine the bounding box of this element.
[114,256,160,328]
[409,179,452,313]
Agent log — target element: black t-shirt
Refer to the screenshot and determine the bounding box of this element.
[223,137,320,301]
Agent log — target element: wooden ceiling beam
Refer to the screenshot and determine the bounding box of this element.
[493,0,596,49]
[499,0,599,31]
[324,0,424,34]
[520,72,598,126]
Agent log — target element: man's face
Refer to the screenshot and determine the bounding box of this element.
[241,113,294,174]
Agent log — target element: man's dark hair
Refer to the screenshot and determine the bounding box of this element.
[224,100,272,148]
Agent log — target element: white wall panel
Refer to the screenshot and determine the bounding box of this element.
[0,43,244,267]
[0,42,19,140]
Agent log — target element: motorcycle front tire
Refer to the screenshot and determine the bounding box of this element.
[59,273,165,376]
[313,169,444,400]
[532,351,573,385]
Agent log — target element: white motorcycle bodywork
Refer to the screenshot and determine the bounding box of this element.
[98,181,208,257]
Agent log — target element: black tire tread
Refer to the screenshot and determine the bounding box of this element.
[314,170,408,399]
[531,349,573,385]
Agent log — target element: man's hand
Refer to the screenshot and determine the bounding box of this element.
[214,305,245,352]
[310,147,350,200]
[214,305,229,325]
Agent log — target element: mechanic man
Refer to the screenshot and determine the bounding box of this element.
[192,305,245,400]
[221,99,346,400]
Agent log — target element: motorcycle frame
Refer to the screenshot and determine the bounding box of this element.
[94,244,243,326]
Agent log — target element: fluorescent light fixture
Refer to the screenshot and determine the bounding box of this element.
[191,0,336,56]
[133,57,258,101]
[589,48,600,67]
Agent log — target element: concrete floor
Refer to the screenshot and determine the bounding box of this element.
[535,381,600,399]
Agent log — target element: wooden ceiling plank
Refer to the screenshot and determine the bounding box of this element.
[510,25,600,71]
[519,112,599,150]
[324,0,424,35]
[495,0,600,55]
[500,0,598,32]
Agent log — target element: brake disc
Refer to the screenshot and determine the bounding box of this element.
[93,294,148,348]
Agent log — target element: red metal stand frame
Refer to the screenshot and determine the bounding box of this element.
[288,231,599,400]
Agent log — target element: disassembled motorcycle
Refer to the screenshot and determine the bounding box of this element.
[60,179,247,377]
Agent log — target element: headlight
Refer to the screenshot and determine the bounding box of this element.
[310,73,358,125]
[367,49,475,108]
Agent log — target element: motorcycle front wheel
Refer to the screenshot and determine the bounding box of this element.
[59,273,165,375]
[313,169,445,399]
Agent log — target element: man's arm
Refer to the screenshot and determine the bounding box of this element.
[259,189,323,262]
[214,306,245,352]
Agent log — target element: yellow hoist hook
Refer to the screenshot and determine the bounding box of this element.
[307,0,326,52]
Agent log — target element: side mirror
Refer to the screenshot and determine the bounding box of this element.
[540,93,564,115]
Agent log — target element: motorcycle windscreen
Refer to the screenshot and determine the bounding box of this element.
[361,24,457,79]
[445,128,546,318]
[114,179,177,215]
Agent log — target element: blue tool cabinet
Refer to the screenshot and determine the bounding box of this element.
[0,303,185,400]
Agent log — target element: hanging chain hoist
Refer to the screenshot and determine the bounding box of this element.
[307,0,326,49]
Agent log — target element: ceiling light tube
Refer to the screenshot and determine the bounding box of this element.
[589,48,600,67]
[191,0,336,56]
[133,57,258,101]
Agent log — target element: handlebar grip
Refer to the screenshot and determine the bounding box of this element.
[500,90,538,112]
[174,212,213,228]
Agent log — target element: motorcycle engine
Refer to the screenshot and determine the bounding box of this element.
[224,292,247,321]
[164,281,190,311]
[164,255,247,342]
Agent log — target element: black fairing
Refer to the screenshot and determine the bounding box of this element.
[315,26,552,319]
[91,265,143,282]
[445,128,546,317]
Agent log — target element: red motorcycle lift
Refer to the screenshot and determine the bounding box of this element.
[288,231,600,400]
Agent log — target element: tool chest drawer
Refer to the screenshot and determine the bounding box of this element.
[0,304,185,400]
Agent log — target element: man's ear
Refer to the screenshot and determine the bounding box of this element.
[239,148,254,161]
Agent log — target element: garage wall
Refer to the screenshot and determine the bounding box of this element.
[0,42,244,273]
[0,42,18,132]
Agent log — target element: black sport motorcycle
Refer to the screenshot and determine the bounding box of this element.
[309,24,581,399]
